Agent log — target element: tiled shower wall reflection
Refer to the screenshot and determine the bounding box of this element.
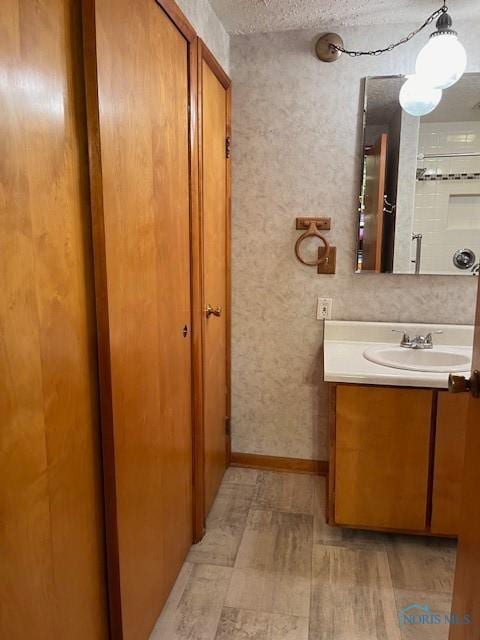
[413,122,480,275]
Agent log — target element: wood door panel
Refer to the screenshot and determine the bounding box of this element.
[363,134,387,272]
[431,393,468,536]
[86,1,195,637]
[201,53,230,515]
[450,276,480,639]
[335,385,432,531]
[450,395,480,638]
[1,1,108,638]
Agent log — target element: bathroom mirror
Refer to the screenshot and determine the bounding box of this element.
[356,73,480,275]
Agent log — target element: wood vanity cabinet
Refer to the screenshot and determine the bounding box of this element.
[329,384,468,536]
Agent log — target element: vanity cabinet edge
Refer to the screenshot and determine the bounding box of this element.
[328,382,461,537]
[327,383,337,525]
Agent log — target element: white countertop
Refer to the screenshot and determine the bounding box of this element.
[324,321,474,389]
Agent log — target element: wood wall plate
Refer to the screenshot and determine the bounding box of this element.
[296,217,331,231]
[318,246,336,274]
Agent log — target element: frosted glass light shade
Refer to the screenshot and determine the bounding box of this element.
[415,33,467,90]
[399,76,442,117]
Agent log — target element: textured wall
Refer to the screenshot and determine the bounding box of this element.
[176,0,230,72]
[230,22,480,461]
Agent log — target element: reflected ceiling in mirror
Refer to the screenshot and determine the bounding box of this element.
[356,73,480,276]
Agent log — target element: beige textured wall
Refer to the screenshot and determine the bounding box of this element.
[230,22,480,461]
[176,0,230,71]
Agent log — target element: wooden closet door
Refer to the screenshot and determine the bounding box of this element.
[83,1,196,637]
[199,43,232,516]
[0,1,108,638]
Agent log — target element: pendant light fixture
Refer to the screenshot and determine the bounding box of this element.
[415,12,467,90]
[399,76,442,117]
[315,3,467,117]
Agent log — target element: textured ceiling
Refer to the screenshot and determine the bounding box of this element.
[210,0,480,35]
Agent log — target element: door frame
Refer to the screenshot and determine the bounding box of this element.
[81,0,200,635]
[193,39,232,539]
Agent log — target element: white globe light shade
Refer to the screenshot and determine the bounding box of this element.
[399,76,442,117]
[415,33,467,89]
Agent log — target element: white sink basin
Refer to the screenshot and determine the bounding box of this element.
[363,345,471,373]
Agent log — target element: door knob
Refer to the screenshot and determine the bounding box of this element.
[206,304,222,319]
[448,370,480,397]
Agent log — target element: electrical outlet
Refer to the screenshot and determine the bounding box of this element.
[317,297,333,320]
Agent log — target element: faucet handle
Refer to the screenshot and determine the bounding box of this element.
[425,329,443,344]
[392,329,410,346]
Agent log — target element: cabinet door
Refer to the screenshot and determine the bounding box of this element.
[83,1,195,638]
[335,385,432,531]
[431,393,468,536]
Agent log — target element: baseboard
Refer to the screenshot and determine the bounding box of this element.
[230,452,328,476]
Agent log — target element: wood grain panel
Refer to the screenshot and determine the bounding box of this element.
[431,392,468,536]
[199,43,230,513]
[362,133,388,272]
[334,385,432,531]
[83,0,195,637]
[450,275,480,640]
[200,46,231,516]
[0,1,107,638]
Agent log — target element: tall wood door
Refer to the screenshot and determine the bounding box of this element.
[362,133,388,272]
[449,278,480,639]
[199,42,231,516]
[0,1,108,638]
[83,1,196,637]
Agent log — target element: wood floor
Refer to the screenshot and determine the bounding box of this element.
[150,469,457,640]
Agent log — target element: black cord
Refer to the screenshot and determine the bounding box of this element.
[333,4,448,57]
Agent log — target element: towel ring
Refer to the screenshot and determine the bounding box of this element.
[295,220,330,266]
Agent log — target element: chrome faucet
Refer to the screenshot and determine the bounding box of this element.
[392,329,443,349]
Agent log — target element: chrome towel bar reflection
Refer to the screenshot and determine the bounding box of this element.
[418,152,480,159]
[412,233,423,275]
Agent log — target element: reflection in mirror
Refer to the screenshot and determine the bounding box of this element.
[356,73,480,275]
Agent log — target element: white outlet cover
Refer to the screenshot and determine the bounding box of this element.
[317,297,332,320]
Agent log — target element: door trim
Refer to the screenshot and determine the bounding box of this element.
[153,0,196,41]
[194,39,232,539]
[81,0,200,635]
